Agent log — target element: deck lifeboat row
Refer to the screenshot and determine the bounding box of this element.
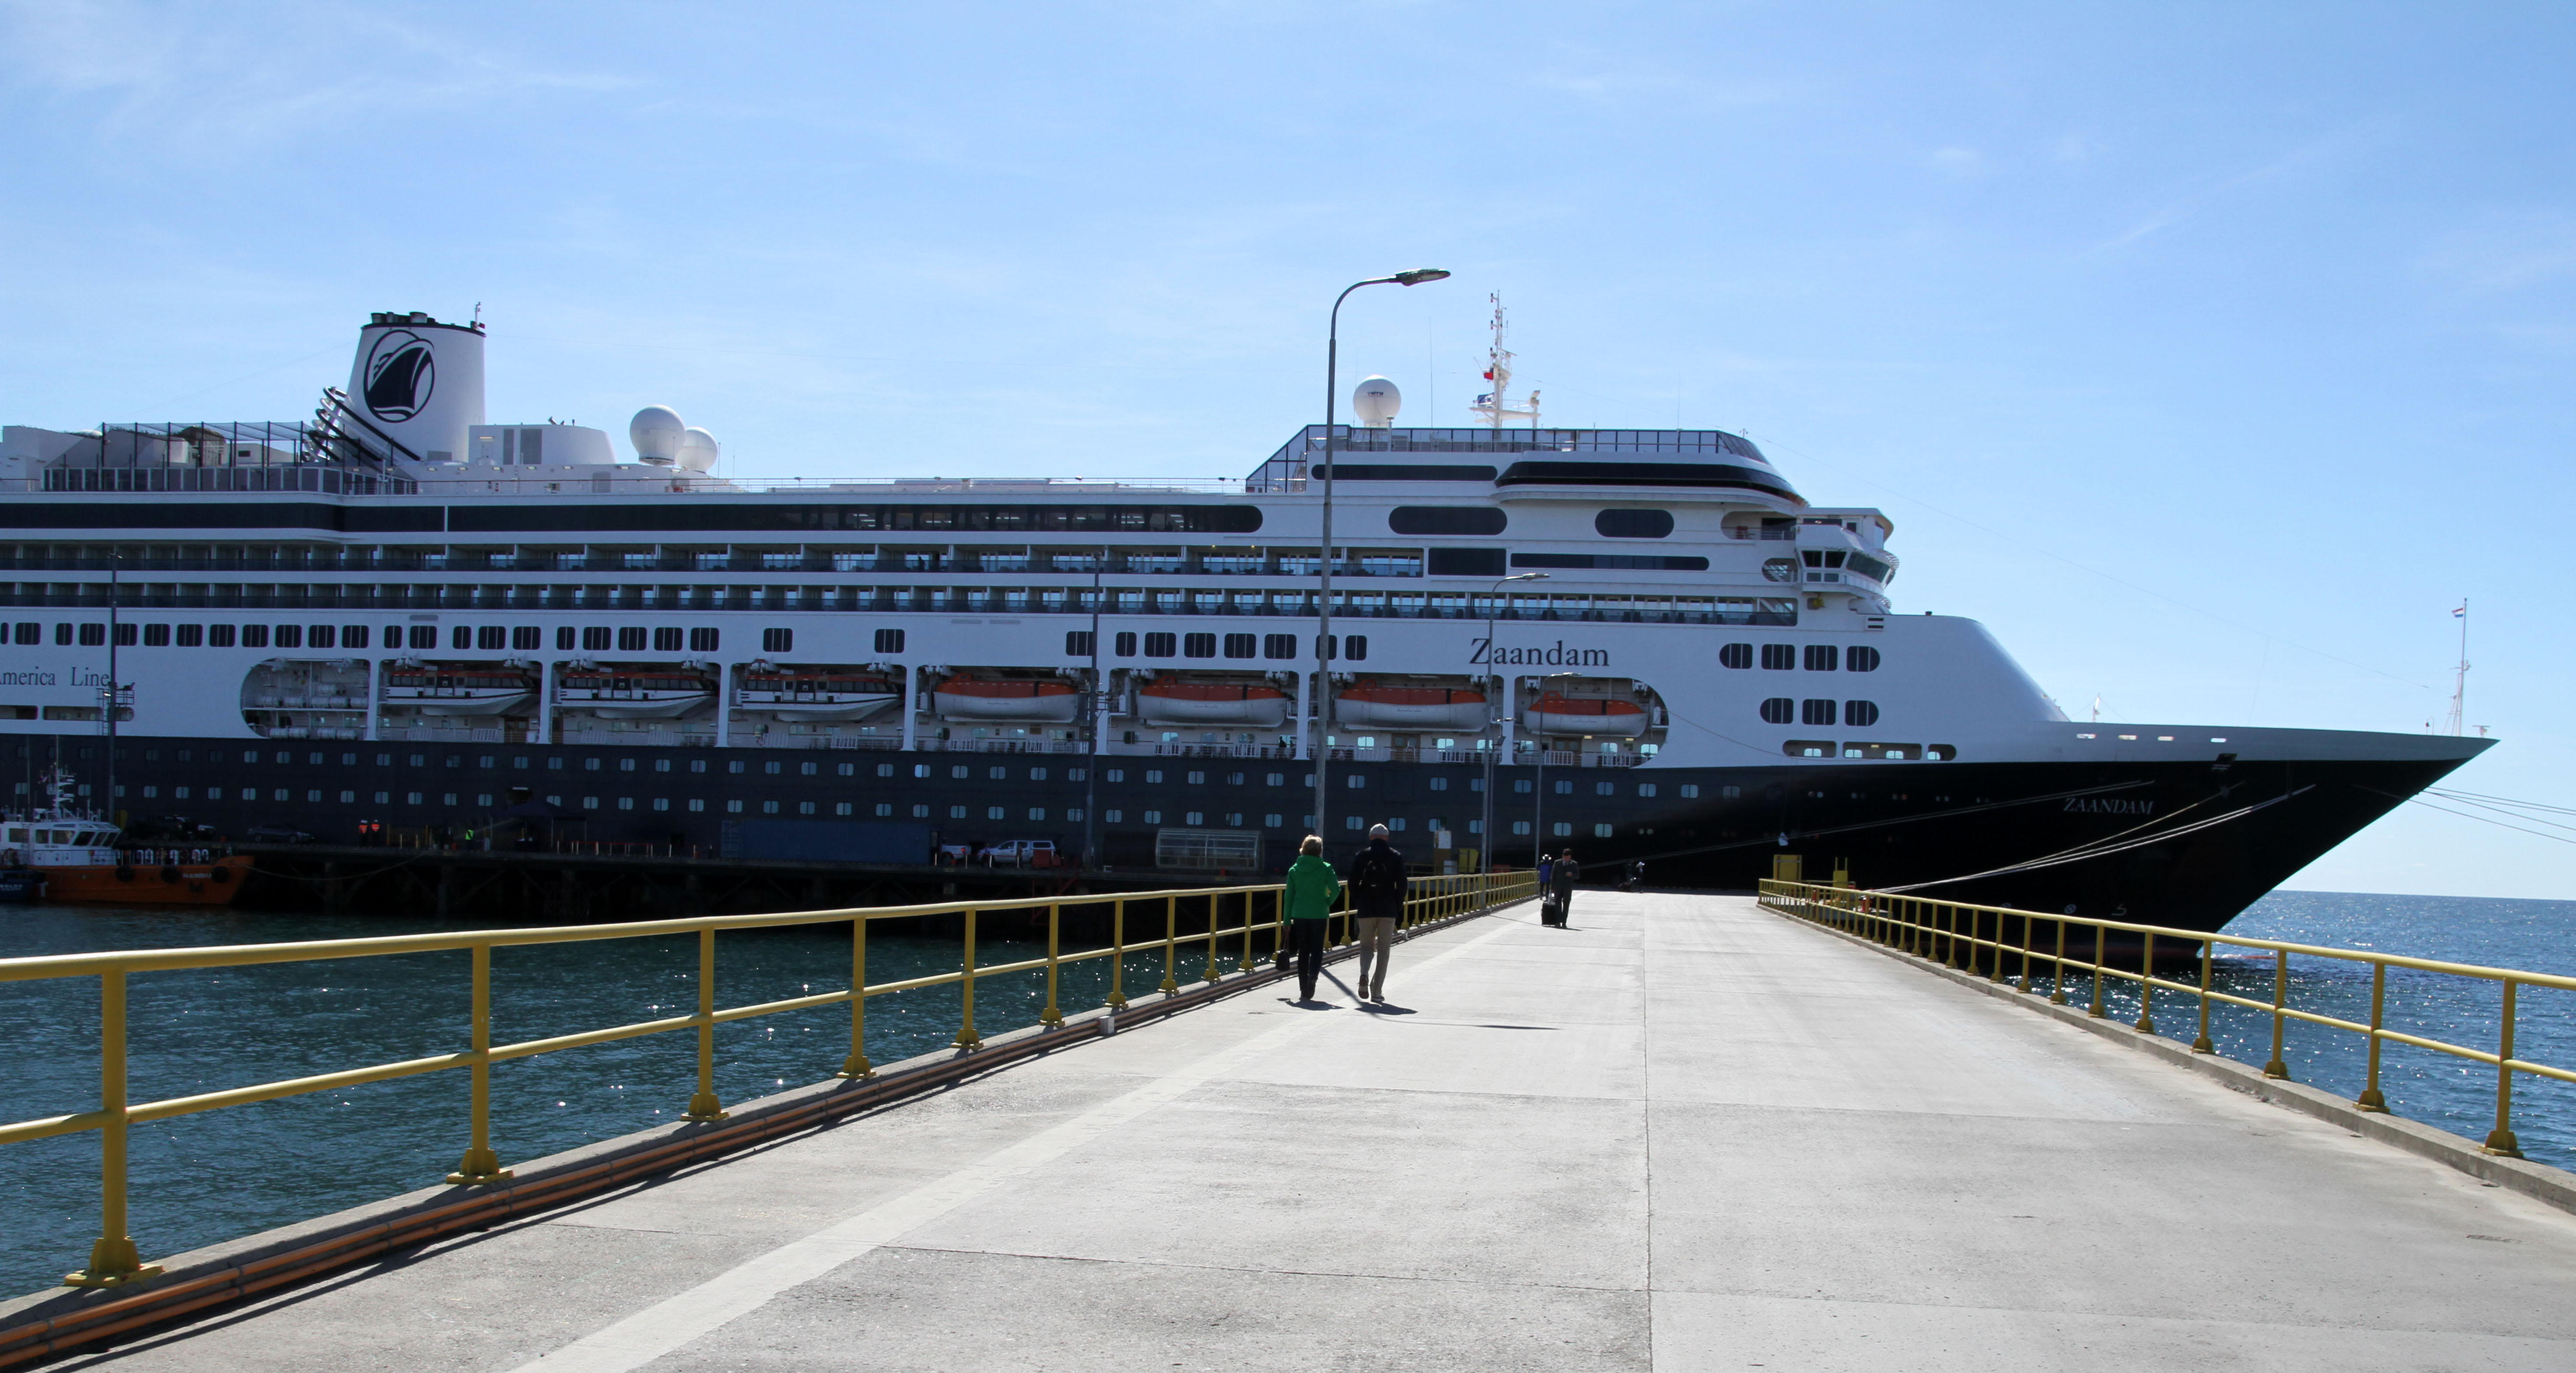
[1522,688,1654,738]
[930,671,1083,723]
[1333,677,1490,731]
[1136,676,1292,728]
[735,668,904,721]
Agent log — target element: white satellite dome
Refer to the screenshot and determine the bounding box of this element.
[629,406,685,465]
[1352,375,1401,428]
[677,426,719,473]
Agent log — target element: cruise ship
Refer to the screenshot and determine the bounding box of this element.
[0,310,2489,930]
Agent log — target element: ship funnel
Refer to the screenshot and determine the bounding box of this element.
[346,311,485,463]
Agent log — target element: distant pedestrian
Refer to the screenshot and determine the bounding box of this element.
[1623,859,1645,892]
[1282,835,1342,1003]
[1346,823,1408,1001]
[1551,850,1581,924]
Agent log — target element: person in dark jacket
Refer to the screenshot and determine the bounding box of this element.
[1346,823,1408,1001]
[1550,850,1580,924]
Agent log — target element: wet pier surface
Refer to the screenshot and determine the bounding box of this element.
[37,893,2576,1371]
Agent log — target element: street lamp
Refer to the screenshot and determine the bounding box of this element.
[1479,571,1547,872]
[1313,268,1450,844]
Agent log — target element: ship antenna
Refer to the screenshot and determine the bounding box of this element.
[1470,294,1542,431]
[2444,599,2469,736]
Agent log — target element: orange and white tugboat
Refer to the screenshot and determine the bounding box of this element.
[0,770,250,906]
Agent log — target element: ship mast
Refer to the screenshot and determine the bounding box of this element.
[1470,294,1541,430]
[2444,599,2469,736]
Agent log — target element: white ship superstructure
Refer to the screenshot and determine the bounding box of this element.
[0,310,2489,927]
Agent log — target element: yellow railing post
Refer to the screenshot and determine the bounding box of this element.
[2190,939,2215,1053]
[65,968,160,1288]
[1158,895,1179,994]
[954,906,984,1049]
[2261,948,2289,1079]
[2049,918,2068,1005]
[839,915,873,1078]
[448,943,511,1183]
[2135,933,2157,1034]
[1941,903,1957,967]
[2356,962,2387,1111]
[2088,925,2106,1018]
[1239,890,1253,971]
[2483,980,2523,1157]
[1041,903,1065,1027]
[1983,909,2002,984]
[1202,893,1222,984]
[2017,912,2035,994]
[685,928,726,1120]
[1106,897,1129,1010]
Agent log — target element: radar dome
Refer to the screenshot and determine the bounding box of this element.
[629,406,685,465]
[1352,375,1401,428]
[677,427,719,473]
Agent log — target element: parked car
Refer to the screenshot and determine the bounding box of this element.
[983,839,1069,869]
[241,823,315,844]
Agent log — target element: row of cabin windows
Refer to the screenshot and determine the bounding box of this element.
[1717,642,1880,672]
[1759,698,1882,727]
[15,622,737,653]
[1062,630,1365,661]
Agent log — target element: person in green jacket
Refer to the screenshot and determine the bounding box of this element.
[1282,835,1343,1002]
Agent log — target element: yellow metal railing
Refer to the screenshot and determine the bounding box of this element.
[2,870,1537,1288]
[1758,878,2576,1160]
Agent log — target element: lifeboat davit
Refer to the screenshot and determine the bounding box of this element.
[1334,680,1488,731]
[736,673,903,721]
[1522,692,1651,738]
[933,675,1081,723]
[1137,680,1290,727]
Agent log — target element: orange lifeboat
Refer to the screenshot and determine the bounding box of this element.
[1523,692,1651,738]
[1334,679,1488,731]
[1137,679,1291,727]
[933,675,1082,723]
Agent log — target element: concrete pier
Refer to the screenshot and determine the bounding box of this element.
[38,893,2576,1370]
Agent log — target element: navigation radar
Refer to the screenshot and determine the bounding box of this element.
[1352,375,1401,428]
[629,406,685,464]
[678,426,719,473]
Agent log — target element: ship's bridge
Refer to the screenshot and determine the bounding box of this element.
[1245,425,1803,505]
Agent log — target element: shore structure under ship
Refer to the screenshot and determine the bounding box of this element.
[0,770,248,905]
[0,309,2491,933]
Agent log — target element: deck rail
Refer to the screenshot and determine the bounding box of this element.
[1,870,1536,1288]
[1758,879,2575,1165]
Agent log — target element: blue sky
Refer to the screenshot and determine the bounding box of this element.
[3,2,2569,897]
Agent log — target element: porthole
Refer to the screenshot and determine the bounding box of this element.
[1719,643,1753,670]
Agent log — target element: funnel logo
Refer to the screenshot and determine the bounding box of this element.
[362,330,436,423]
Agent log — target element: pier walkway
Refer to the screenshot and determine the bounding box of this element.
[47,893,2576,1370]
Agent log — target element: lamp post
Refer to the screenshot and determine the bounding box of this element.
[1479,571,1547,872]
[1312,268,1449,845]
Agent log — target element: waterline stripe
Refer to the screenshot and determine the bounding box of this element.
[511,914,1521,1372]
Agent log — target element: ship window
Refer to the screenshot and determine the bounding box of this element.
[1144,632,1176,658]
[410,626,437,650]
[478,626,505,650]
[1223,633,1255,659]
[53,624,70,646]
[1844,700,1880,727]
[1845,646,1880,672]
[1804,645,1838,671]
[1638,783,1657,797]
[1760,643,1794,670]
[1786,741,1832,757]
[1553,822,1574,837]
[1596,781,1614,796]
[691,628,721,652]
[9,622,32,645]
[1108,631,1137,657]
[1800,699,1836,726]
[1594,509,1674,538]
[448,626,470,650]
[1553,779,1573,795]
[1347,774,1366,789]
[1390,507,1508,536]
[1427,547,1507,577]
[1512,820,1532,835]
[308,625,335,649]
[1679,784,1701,798]
[143,624,170,647]
[112,624,136,647]
[654,627,682,652]
[208,625,237,648]
[1760,698,1794,724]
[1847,553,1894,584]
[343,625,369,649]
[583,627,610,651]
[553,626,574,650]
[619,627,648,651]
[78,623,105,647]
[1346,635,1368,661]
[239,625,268,648]
[1428,777,1448,792]
[873,628,905,654]
[1263,633,1297,660]
[275,625,301,648]
[1514,779,1532,794]
[1719,643,1752,670]
[1183,633,1216,658]
[1066,630,1094,656]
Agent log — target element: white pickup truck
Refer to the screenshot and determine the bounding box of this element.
[980,839,1069,869]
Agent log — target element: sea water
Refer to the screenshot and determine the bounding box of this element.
[0,890,2570,1300]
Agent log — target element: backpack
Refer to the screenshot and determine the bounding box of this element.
[1355,845,1404,898]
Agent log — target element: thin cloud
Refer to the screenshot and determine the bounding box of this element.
[2085,138,2341,254]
